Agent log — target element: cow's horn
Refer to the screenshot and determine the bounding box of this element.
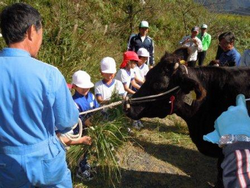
[174,63,179,70]
[126,103,131,109]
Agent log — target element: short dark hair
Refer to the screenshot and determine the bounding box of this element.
[218,32,226,42]
[0,3,42,45]
[219,32,235,43]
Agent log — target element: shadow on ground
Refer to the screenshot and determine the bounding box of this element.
[75,141,217,188]
[128,138,217,187]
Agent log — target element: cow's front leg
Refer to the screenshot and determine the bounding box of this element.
[215,156,224,188]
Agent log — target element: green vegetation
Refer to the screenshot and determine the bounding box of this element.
[0,0,249,187]
[67,103,129,187]
[1,0,249,84]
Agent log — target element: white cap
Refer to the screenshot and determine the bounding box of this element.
[100,57,116,74]
[72,70,94,88]
[137,48,150,57]
[139,20,149,28]
[201,24,208,29]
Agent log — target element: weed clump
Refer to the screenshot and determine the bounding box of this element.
[67,95,129,186]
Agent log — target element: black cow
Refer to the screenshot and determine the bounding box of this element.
[173,47,189,62]
[125,52,250,187]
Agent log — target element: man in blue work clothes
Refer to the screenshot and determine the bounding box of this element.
[0,3,79,188]
[218,32,241,66]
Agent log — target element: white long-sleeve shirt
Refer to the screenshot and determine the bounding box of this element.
[179,36,203,61]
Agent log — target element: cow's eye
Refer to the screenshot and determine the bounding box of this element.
[150,75,169,93]
[153,82,160,89]
[153,81,167,92]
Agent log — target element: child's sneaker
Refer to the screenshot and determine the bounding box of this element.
[132,120,141,130]
[76,167,94,181]
[137,120,144,128]
[84,163,91,170]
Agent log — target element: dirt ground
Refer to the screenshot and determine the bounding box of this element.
[74,116,218,188]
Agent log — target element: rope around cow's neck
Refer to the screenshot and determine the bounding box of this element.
[129,86,180,103]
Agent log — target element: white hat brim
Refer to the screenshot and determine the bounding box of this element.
[73,82,94,89]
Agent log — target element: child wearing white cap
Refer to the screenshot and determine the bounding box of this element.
[72,70,99,112]
[71,70,99,181]
[130,48,150,129]
[95,57,125,104]
[133,48,150,85]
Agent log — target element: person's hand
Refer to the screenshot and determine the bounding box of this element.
[192,38,198,46]
[209,60,219,66]
[203,94,250,144]
[80,136,92,145]
[84,118,92,127]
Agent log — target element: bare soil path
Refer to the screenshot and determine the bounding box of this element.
[75,116,218,188]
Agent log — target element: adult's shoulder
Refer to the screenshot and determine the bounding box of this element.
[146,35,153,40]
[206,32,212,38]
[205,32,211,36]
[130,33,140,40]
[232,48,241,55]
[181,35,190,40]
[32,58,62,75]
[195,36,202,41]
[34,59,67,91]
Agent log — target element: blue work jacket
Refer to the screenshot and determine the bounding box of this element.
[0,48,79,147]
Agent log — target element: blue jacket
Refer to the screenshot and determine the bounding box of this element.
[0,48,79,146]
[127,33,155,66]
[73,91,99,122]
[73,91,99,112]
[219,48,241,66]
[0,48,79,187]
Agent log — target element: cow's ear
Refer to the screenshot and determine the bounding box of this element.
[180,77,206,101]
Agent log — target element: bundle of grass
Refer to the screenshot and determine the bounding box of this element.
[67,96,130,186]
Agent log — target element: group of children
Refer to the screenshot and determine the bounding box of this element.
[60,47,150,181]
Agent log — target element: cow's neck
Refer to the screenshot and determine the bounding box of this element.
[175,67,250,128]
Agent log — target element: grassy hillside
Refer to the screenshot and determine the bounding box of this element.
[0,1,249,187]
[1,0,249,83]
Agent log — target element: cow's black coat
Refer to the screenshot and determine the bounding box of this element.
[126,52,250,187]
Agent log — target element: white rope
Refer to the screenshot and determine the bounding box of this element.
[62,101,123,142]
[79,101,122,115]
[130,86,180,101]
[130,64,188,102]
[64,117,83,141]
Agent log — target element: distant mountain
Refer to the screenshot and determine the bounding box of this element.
[194,0,250,15]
